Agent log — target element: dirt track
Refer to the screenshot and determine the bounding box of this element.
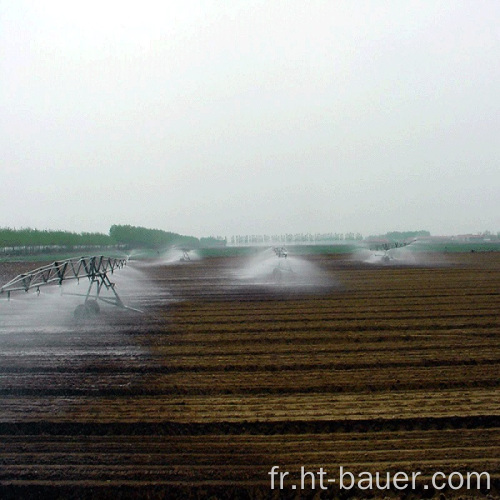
[0,252,499,498]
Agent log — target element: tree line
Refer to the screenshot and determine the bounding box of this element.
[0,227,114,253]
[367,230,431,241]
[0,225,203,255]
[109,225,199,249]
[230,233,364,245]
[15,226,494,255]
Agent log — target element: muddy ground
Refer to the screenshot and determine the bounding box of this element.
[0,252,498,498]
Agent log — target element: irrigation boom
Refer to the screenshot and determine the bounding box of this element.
[0,256,142,317]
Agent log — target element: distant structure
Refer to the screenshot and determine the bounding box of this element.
[273,246,288,258]
[179,248,192,262]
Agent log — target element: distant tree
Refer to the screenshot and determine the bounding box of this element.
[200,236,226,248]
[369,230,431,241]
[109,225,199,250]
[0,227,114,253]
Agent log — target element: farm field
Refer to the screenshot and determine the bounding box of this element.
[0,252,499,498]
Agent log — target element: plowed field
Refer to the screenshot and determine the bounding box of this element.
[0,252,498,498]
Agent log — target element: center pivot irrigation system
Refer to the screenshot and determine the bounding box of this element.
[367,239,417,263]
[272,246,294,282]
[179,248,192,262]
[0,256,142,319]
[273,246,288,258]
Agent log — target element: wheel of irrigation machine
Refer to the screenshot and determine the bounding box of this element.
[85,299,101,316]
[74,300,101,321]
[74,303,90,320]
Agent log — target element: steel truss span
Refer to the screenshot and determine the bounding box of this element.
[0,256,141,316]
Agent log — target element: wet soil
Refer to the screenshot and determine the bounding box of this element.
[0,252,499,498]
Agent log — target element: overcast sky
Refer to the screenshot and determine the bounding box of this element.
[1,0,499,238]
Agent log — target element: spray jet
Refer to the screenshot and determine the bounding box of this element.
[271,246,295,282]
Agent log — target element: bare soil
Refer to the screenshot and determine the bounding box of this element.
[0,252,499,499]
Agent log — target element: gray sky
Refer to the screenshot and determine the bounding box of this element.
[1,0,499,238]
